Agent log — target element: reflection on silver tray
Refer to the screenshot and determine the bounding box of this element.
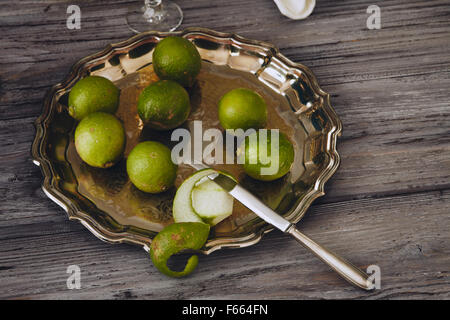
[32,28,342,254]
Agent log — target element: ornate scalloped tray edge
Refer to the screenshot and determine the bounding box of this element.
[32,27,342,255]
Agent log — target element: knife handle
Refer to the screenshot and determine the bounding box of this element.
[286,225,374,290]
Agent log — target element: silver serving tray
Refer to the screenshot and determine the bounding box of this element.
[32,28,342,254]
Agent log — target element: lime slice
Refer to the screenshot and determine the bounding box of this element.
[191,178,234,225]
[173,169,215,223]
[173,169,234,226]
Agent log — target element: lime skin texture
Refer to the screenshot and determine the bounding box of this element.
[218,88,267,131]
[74,112,126,168]
[152,36,202,87]
[150,222,210,278]
[126,141,178,194]
[137,80,191,130]
[238,130,295,181]
[68,76,120,120]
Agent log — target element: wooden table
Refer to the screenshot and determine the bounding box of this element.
[1,0,449,299]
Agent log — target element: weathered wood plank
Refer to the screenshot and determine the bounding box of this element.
[2,71,449,225]
[0,0,449,299]
[1,0,449,120]
[1,190,448,299]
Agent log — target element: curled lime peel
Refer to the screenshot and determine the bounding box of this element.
[150,222,210,278]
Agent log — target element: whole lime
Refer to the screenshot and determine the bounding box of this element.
[68,76,120,120]
[126,141,177,193]
[152,36,202,87]
[238,130,294,181]
[74,112,125,168]
[218,88,267,131]
[137,80,190,130]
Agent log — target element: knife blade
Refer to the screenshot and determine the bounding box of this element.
[188,162,373,290]
[188,163,291,232]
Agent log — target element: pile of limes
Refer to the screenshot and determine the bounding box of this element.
[67,36,295,277]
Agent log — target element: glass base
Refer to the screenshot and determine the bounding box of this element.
[126,1,183,33]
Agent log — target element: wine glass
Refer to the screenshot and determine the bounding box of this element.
[126,0,183,33]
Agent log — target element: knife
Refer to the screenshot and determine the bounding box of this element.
[189,162,374,290]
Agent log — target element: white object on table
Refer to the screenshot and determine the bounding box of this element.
[274,0,316,20]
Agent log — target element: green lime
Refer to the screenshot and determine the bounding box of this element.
[150,222,210,278]
[218,88,267,131]
[238,130,294,181]
[74,112,125,168]
[126,141,177,193]
[137,80,190,130]
[152,36,202,87]
[68,76,120,120]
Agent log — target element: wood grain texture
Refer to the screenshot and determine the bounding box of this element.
[1,190,449,299]
[0,0,449,299]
